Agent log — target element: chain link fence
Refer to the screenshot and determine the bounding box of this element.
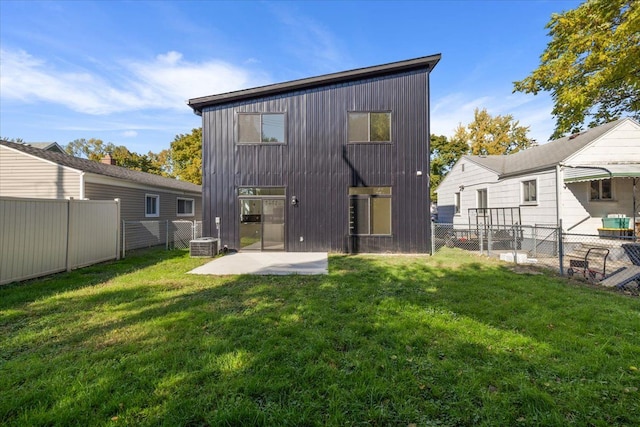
[432,222,640,296]
[122,220,203,256]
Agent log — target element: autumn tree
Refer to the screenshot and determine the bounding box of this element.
[514,0,640,139]
[429,134,468,200]
[456,108,532,156]
[65,138,163,174]
[169,128,202,185]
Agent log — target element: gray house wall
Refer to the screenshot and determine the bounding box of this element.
[201,69,432,253]
[84,181,202,223]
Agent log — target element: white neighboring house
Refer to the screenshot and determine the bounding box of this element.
[436,118,640,236]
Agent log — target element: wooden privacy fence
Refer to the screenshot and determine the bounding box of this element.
[0,197,121,285]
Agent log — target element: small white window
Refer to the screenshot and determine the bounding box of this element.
[177,198,194,216]
[477,189,488,209]
[454,192,461,214]
[522,180,537,204]
[145,194,159,217]
[590,179,612,201]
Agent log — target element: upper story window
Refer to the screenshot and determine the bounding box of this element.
[237,113,285,144]
[590,179,612,201]
[348,112,391,143]
[522,180,537,204]
[177,197,194,216]
[145,194,159,217]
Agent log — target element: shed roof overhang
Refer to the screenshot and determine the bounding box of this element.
[187,54,441,114]
[563,164,640,183]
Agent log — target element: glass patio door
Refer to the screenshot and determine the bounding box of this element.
[239,199,262,250]
[239,197,285,251]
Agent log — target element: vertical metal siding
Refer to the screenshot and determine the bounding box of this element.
[202,68,431,253]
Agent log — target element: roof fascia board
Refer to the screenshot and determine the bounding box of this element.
[188,54,441,112]
[84,173,201,196]
[463,156,503,174]
[1,144,83,175]
[499,165,557,180]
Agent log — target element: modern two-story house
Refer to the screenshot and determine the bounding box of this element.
[188,55,441,253]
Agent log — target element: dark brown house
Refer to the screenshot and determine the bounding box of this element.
[188,54,440,253]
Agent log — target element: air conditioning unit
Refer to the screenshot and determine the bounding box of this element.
[190,238,218,257]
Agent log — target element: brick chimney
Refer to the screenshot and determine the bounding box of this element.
[101,153,116,165]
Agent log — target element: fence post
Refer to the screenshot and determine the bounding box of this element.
[66,198,74,272]
[115,199,121,260]
[487,226,492,257]
[533,225,537,258]
[122,220,126,259]
[513,226,518,265]
[558,219,564,275]
[166,220,170,250]
[431,221,435,255]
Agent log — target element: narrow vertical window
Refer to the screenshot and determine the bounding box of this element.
[145,194,159,217]
[477,189,488,209]
[454,192,461,214]
[522,180,537,204]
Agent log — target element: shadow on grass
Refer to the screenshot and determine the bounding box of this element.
[0,247,188,308]
[1,248,639,426]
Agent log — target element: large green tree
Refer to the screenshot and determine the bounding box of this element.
[457,108,532,156]
[168,128,202,185]
[514,0,640,139]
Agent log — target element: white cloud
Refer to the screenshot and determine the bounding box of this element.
[122,130,138,138]
[0,48,269,115]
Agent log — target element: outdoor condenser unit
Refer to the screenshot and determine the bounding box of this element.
[190,237,218,257]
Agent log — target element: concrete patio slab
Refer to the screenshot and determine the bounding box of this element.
[188,252,328,276]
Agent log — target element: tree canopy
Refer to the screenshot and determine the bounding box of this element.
[455,108,532,156]
[513,0,640,139]
[65,138,166,176]
[168,128,202,185]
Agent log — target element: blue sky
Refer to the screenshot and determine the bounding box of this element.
[0,0,582,155]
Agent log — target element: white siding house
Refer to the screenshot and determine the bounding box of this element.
[436,118,640,236]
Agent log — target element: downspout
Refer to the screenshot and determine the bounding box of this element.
[555,165,562,228]
[79,172,85,200]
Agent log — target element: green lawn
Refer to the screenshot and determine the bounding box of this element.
[1,248,639,426]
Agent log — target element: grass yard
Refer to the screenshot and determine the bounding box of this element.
[1,248,639,426]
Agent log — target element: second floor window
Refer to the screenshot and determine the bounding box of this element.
[238,113,285,144]
[348,112,391,143]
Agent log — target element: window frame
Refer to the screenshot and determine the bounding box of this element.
[347,111,392,143]
[454,192,461,215]
[522,179,538,205]
[145,194,160,218]
[477,188,488,209]
[590,179,613,201]
[348,187,392,236]
[236,112,286,144]
[177,197,195,217]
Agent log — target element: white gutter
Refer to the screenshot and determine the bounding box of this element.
[80,172,85,199]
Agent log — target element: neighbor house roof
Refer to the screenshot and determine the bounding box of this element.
[188,54,441,114]
[464,118,634,178]
[26,142,66,153]
[0,140,201,193]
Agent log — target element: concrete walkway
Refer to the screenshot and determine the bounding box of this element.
[188,252,328,276]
